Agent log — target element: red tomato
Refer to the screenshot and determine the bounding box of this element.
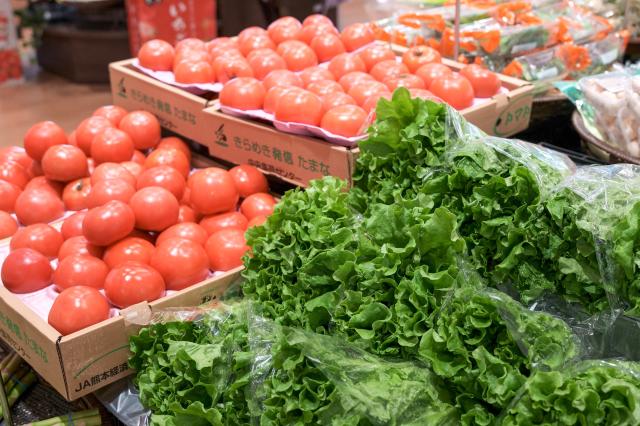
[200,212,248,235]
[307,79,344,97]
[151,238,210,290]
[0,146,32,171]
[205,229,249,271]
[104,262,165,308]
[15,189,64,225]
[238,34,276,57]
[174,48,211,66]
[157,137,191,163]
[41,144,89,182]
[178,205,198,223]
[174,60,215,84]
[67,131,77,147]
[93,105,128,127]
[320,104,368,137]
[54,254,109,291]
[237,27,268,45]
[228,164,269,197]
[214,55,255,84]
[276,41,318,71]
[29,160,44,178]
[87,158,96,175]
[429,74,475,110]
[263,86,295,114]
[87,178,136,208]
[300,67,336,87]
[129,187,179,231]
[136,165,186,200]
[48,286,110,335]
[262,69,303,91]
[103,236,155,269]
[0,211,17,239]
[340,23,375,52]
[58,236,103,260]
[75,116,113,156]
[348,81,390,106]
[322,92,357,111]
[384,74,426,91]
[338,71,375,92]
[274,89,324,125]
[0,161,29,189]
[409,88,441,102]
[0,180,20,212]
[1,248,52,293]
[130,150,146,164]
[219,77,266,110]
[175,38,206,53]
[370,60,409,82]
[362,92,393,113]
[157,222,208,246]
[24,176,64,196]
[328,53,366,80]
[267,16,302,44]
[247,215,267,228]
[402,46,441,73]
[83,200,136,246]
[207,37,239,58]
[247,50,286,80]
[138,39,175,71]
[415,63,453,88]
[119,111,161,150]
[61,211,87,240]
[188,168,239,215]
[310,34,346,63]
[23,121,68,162]
[121,161,143,179]
[91,162,137,187]
[144,148,191,179]
[303,14,333,27]
[240,193,277,220]
[11,223,63,259]
[298,24,339,45]
[460,64,501,98]
[359,44,395,71]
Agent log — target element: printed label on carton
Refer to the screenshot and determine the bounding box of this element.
[0,310,48,365]
[494,95,533,136]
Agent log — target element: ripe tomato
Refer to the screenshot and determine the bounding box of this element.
[1,248,52,293]
[136,165,186,200]
[348,81,390,106]
[238,26,268,45]
[174,60,215,83]
[328,53,366,80]
[322,92,357,111]
[219,77,266,111]
[23,121,68,162]
[129,187,179,231]
[205,229,249,271]
[91,162,137,187]
[157,137,191,163]
[48,286,110,335]
[200,212,248,235]
[105,262,165,307]
[54,254,109,291]
[175,38,206,53]
[75,116,113,156]
[24,176,64,196]
[460,64,501,98]
[67,131,77,147]
[103,236,155,268]
[262,69,303,91]
[144,148,191,179]
[274,89,324,125]
[88,178,136,208]
[247,50,286,80]
[58,236,103,260]
[228,164,269,197]
[157,222,208,246]
[276,41,318,71]
[93,105,128,127]
[174,48,211,66]
[41,144,88,182]
[300,66,335,87]
[429,74,475,110]
[240,193,277,220]
[0,161,29,189]
[119,111,161,150]
[188,168,239,215]
[298,23,338,45]
[61,212,87,240]
[11,223,63,259]
[0,146,32,171]
[29,160,44,178]
[320,104,368,137]
[362,92,392,113]
[415,63,453,89]
[239,34,276,57]
[263,86,294,114]
[15,189,64,225]
[303,14,333,27]
[151,238,210,290]
[307,79,344,97]
[402,46,441,73]
[340,23,375,52]
[178,205,198,223]
[384,74,426,91]
[137,39,175,71]
[247,215,267,228]
[310,34,346,63]
[267,17,302,44]
[83,200,136,246]
[0,211,17,239]
[207,37,239,59]
[338,71,375,92]
[370,60,409,82]
[359,44,395,71]
[0,180,20,212]
[121,161,143,179]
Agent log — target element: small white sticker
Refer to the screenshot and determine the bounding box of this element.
[511,42,538,54]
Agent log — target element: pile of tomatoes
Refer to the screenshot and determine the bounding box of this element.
[0,106,276,336]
